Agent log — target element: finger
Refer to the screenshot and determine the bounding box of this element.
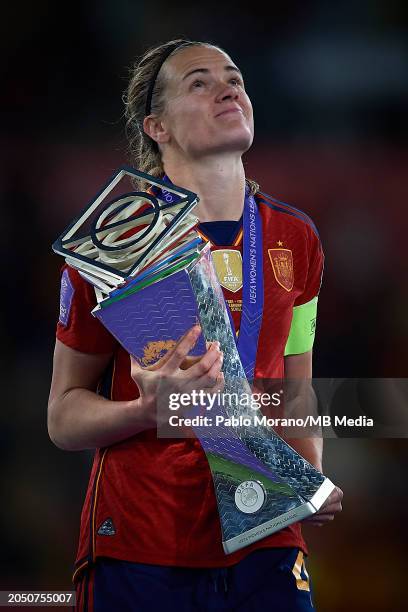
[314,502,342,517]
[130,354,140,367]
[329,487,344,502]
[179,341,222,370]
[320,493,343,513]
[162,325,202,372]
[308,505,341,523]
[181,373,225,411]
[130,354,144,379]
[321,500,343,512]
[179,355,202,370]
[185,369,223,397]
[304,512,335,523]
[306,515,335,526]
[145,331,200,373]
[317,492,343,515]
[192,372,225,398]
[210,372,225,394]
[312,509,338,519]
[195,352,224,389]
[182,342,222,381]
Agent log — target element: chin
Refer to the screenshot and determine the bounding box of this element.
[220,133,254,154]
[224,124,254,149]
[207,128,253,154]
[188,130,253,157]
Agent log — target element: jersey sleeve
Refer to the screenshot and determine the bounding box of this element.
[56,265,118,354]
[284,225,324,356]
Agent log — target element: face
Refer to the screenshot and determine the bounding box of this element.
[153,45,254,159]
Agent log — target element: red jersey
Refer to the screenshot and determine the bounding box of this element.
[56,192,324,583]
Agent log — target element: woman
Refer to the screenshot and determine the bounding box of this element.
[48,39,343,611]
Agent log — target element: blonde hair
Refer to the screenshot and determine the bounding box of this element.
[123,39,259,194]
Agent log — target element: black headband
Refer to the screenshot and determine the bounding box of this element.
[144,41,190,117]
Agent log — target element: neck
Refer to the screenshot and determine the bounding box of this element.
[163,153,246,222]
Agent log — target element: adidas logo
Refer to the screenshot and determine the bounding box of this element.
[97,518,116,536]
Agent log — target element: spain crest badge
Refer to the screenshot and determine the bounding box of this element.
[268,248,294,292]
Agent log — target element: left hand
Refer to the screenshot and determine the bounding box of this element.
[303,485,343,527]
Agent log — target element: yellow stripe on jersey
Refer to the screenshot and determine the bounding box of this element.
[196,228,210,243]
[292,550,311,592]
[233,228,243,246]
[92,449,108,561]
[284,297,318,356]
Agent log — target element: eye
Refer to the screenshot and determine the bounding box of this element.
[192,79,205,88]
[230,77,243,87]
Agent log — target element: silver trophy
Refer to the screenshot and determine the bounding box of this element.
[53,166,335,554]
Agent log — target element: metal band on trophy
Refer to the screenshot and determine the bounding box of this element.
[53,166,335,554]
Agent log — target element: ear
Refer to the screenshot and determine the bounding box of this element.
[143,115,170,145]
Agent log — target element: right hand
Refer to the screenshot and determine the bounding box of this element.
[130,325,224,428]
[303,485,344,526]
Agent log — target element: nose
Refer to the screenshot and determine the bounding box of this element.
[215,83,239,103]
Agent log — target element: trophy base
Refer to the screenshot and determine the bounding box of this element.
[223,477,335,554]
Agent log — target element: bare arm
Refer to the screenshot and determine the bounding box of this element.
[48,327,223,452]
[284,350,343,525]
[284,350,323,470]
[47,340,152,451]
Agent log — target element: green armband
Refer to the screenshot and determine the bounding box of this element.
[284,297,318,356]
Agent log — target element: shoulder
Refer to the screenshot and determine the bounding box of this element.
[58,263,98,316]
[255,191,321,243]
[57,264,118,353]
[61,262,83,284]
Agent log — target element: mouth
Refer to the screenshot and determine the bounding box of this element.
[215,107,244,118]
